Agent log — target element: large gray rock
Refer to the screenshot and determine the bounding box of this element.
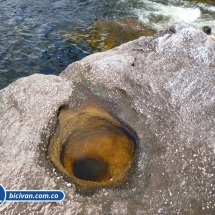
[1,23,215,214]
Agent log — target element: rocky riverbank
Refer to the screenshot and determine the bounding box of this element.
[0,23,215,214]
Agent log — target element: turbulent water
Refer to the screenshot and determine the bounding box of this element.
[0,0,215,89]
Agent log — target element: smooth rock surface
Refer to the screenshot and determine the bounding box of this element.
[1,23,215,214]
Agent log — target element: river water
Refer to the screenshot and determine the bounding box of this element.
[0,0,215,89]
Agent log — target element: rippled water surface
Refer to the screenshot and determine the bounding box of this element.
[0,0,215,89]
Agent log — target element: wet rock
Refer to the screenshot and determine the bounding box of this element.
[48,103,137,191]
[1,23,215,214]
[65,18,156,52]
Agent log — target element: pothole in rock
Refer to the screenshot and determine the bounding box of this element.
[47,102,138,191]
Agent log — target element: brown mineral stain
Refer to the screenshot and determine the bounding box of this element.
[65,18,156,52]
[48,103,137,189]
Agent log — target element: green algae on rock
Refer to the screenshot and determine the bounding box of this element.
[48,103,137,190]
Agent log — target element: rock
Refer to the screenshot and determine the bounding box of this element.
[1,23,215,214]
[0,74,73,213]
[65,18,156,52]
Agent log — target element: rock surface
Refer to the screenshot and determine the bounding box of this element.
[1,23,215,214]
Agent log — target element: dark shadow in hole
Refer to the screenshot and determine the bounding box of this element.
[72,157,108,182]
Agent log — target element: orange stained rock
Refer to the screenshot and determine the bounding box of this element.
[65,18,156,52]
[48,103,136,189]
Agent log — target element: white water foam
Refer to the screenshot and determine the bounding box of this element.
[199,3,215,12]
[195,3,215,30]
[134,0,201,30]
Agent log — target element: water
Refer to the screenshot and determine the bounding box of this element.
[0,0,215,89]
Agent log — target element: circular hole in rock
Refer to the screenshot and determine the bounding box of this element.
[48,103,137,189]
